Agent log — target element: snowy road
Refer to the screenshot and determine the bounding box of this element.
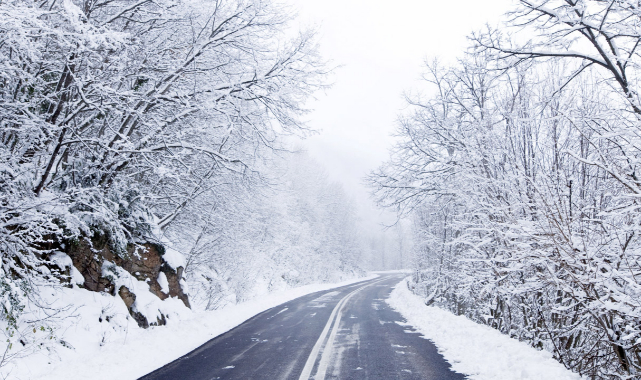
[140,274,465,380]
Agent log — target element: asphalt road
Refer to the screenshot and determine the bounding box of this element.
[140,274,466,380]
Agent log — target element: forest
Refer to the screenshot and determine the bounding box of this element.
[0,0,366,368]
[370,1,641,378]
[4,0,641,379]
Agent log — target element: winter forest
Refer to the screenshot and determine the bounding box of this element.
[370,1,641,378]
[2,0,641,379]
[0,0,370,368]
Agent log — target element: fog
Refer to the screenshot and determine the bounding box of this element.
[288,0,512,268]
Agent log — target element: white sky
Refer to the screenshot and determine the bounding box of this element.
[288,0,513,224]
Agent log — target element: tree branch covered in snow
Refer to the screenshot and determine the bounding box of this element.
[369,1,641,378]
[0,0,364,367]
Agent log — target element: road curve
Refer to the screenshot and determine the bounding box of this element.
[140,274,466,380]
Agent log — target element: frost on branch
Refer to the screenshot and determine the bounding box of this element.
[1,0,333,368]
[370,2,641,378]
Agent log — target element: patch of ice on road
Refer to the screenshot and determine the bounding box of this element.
[392,344,407,348]
[308,290,343,309]
[311,291,340,303]
[222,365,235,369]
[355,367,363,370]
[268,307,288,319]
[402,369,412,373]
[387,280,584,380]
[333,322,360,379]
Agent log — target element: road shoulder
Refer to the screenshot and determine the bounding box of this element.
[18,275,378,380]
[386,279,583,380]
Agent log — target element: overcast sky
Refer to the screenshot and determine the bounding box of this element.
[288,0,513,224]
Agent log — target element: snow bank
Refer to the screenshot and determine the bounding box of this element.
[387,279,583,380]
[3,274,377,380]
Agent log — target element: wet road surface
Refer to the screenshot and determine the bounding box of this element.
[140,274,466,380]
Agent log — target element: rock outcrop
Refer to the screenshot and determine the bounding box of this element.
[65,232,190,328]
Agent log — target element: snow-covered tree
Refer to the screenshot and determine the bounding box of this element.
[1,0,330,362]
[370,2,641,375]
[172,151,365,310]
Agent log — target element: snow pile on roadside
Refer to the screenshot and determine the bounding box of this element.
[3,274,377,380]
[387,279,583,380]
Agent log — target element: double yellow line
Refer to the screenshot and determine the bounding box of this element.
[298,277,387,380]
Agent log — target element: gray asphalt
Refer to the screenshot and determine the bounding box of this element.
[140,274,466,380]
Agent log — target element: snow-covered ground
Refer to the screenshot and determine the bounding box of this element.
[1,274,377,380]
[386,279,583,380]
